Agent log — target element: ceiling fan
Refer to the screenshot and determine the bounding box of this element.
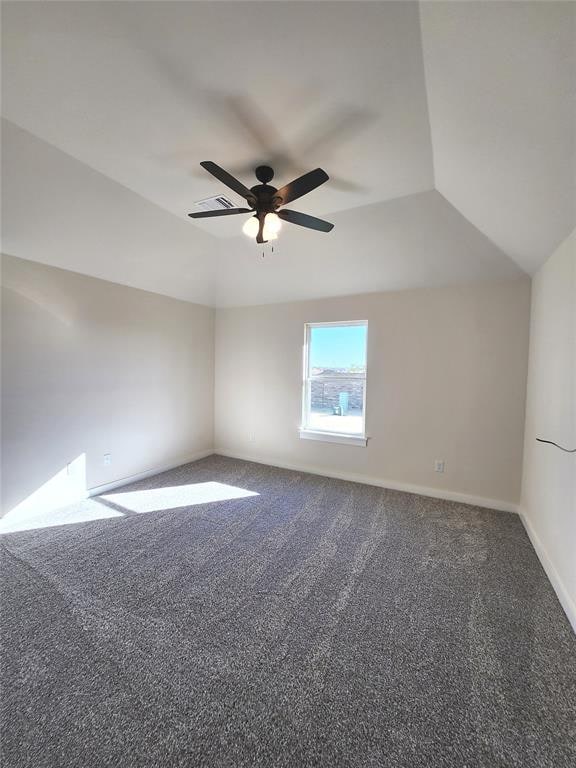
[188,162,334,244]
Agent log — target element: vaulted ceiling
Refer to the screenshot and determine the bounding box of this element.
[2,1,574,306]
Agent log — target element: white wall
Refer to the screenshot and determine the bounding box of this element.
[215,279,531,510]
[520,230,576,631]
[1,254,214,516]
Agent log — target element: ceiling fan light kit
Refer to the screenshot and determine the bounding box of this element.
[188,162,334,244]
[242,211,281,241]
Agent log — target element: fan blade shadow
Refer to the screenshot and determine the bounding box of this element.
[215,93,375,192]
[151,70,375,192]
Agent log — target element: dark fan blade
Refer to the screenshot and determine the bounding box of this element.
[274,168,329,206]
[200,161,256,203]
[188,208,251,218]
[277,209,334,232]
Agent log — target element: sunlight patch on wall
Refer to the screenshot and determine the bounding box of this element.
[0,454,122,534]
[101,481,259,514]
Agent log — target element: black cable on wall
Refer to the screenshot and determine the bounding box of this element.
[536,438,576,453]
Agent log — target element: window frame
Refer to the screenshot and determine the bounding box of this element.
[299,320,368,447]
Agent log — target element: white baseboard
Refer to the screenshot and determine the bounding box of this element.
[215,449,518,513]
[518,510,576,634]
[87,449,215,496]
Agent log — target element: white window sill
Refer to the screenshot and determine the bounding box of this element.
[299,429,368,447]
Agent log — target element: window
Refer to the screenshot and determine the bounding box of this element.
[300,321,368,446]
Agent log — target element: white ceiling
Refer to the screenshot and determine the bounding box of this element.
[2,1,574,307]
[420,1,576,274]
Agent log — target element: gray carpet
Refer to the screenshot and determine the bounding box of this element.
[1,455,575,767]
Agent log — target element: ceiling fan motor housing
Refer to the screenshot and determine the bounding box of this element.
[250,166,282,213]
[250,183,281,213]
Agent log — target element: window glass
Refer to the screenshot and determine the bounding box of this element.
[303,322,367,436]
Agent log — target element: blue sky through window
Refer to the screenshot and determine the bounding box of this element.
[310,324,367,370]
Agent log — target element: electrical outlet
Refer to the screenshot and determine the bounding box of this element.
[434,459,445,473]
[248,433,256,443]
[103,453,112,466]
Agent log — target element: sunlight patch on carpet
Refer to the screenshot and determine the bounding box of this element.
[100,481,259,514]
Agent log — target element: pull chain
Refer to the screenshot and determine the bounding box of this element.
[260,242,276,258]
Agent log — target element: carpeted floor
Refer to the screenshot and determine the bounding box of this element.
[2,455,575,767]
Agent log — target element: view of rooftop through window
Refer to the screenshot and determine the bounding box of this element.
[303,322,368,437]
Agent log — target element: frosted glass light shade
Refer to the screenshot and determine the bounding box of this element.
[242,216,259,238]
[264,213,282,236]
[242,213,282,240]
